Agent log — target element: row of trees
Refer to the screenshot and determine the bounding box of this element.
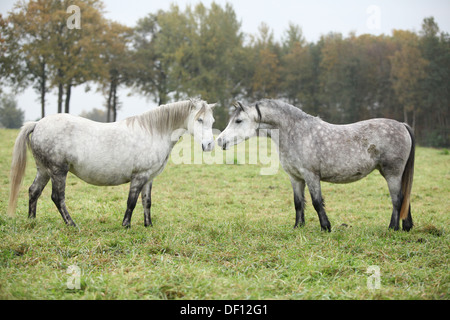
[1,1,449,146]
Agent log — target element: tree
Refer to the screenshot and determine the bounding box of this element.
[7,0,106,117]
[248,23,282,100]
[0,94,24,128]
[79,108,106,122]
[419,17,450,146]
[183,3,244,129]
[47,0,106,114]
[132,5,189,106]
[390,30,429,129]
[7,1,54,118]
[100,21,133,122]
[281,24,316,108]
[132,3,244,129]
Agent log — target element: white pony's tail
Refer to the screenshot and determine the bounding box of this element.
[7,122,37,217]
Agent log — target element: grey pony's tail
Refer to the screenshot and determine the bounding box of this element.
[399,123,415,220]
[7,122,37,217]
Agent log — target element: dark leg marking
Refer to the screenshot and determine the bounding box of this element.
[122,176,148,228]
[50,171,76,227]
[311,195,331,232]
[141,181,153,227]
[291,179,306,228]
[306,177,331,232]
[402,205,414,232]
[28,170,50,219]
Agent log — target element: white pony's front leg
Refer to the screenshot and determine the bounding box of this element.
[122,174,150,228]
[141,180,153,227]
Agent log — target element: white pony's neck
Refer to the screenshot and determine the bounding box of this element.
[125,101,194,135]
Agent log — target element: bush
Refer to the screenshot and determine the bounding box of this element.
[0,94,24,129]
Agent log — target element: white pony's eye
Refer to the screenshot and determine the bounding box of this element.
[198,118,203,123]
[235,119,242,124]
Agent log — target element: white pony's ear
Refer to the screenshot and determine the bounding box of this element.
[209,103,217,109]
[190,97,202,108]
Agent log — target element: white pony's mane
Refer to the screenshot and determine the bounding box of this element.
[126,99,207,133]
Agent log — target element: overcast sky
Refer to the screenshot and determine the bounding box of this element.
[1,0,449,121]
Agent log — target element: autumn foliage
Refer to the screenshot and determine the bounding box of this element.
[1,1,449,146]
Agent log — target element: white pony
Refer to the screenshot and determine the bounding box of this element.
[8,99,215,227]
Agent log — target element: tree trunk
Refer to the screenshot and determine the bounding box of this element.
[112,81,118,122]
[64,82,72,114]
[40,62,46,119]
[57,68,64,113]
[106,80,113,122]
[403,106,408,125]
[57,82,64,113]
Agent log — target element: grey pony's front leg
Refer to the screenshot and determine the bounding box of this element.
[141,180,153,227]
[290,178,306,228]
[122,176,148,228]
[305,175,331,232]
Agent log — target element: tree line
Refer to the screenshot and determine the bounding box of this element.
[1,1,449,146]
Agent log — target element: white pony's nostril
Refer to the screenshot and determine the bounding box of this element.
[202,140,214,152]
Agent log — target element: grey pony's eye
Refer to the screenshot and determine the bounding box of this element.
[235,119,242,124]
[198,119,203,123]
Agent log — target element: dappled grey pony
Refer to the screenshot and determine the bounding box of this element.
[8,99,215,227]
[217,99,415,232]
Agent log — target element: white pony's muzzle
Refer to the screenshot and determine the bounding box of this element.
[202,140,215,152]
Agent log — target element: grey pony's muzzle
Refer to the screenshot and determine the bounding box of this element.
[217,136,227,150]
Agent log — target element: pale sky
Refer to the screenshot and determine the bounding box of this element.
[1,0,449,121]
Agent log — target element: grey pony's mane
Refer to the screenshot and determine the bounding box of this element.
[259,99,316,120]
[125,99,201,134]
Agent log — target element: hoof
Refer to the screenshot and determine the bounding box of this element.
[122,220,131,228]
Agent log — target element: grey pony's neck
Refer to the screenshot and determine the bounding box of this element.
[256,100,316,134]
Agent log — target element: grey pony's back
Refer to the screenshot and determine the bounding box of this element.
[8,122,37,217]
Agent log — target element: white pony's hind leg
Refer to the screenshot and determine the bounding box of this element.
[50,170,76,226]
[28,168,50,219]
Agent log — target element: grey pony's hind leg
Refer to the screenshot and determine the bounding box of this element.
[290,178,306,229]
[141,180,153,227]
[50,170,76,226]
[122,176,148,228]
[28,169,50,219]
[402,205,413,231]
[386,176,402,231]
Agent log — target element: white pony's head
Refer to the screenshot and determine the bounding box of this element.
[188,99,216,152]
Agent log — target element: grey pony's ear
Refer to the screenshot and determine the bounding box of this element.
[233,101,245,112]
[208,102,217,109]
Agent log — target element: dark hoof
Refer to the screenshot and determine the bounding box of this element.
[402,220,414,232]
[294,222,305,229]
[122,220,131,228]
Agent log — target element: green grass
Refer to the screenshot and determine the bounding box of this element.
[0,128,448,299]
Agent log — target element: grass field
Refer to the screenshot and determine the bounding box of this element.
[0,128,448,300]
